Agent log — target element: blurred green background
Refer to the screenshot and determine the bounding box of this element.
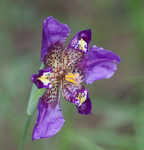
[0,0,144,150]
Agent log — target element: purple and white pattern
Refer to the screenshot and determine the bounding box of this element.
[31,68,53,89]
[31,16,120,140]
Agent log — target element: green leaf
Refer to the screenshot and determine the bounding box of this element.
[26,63,45,115]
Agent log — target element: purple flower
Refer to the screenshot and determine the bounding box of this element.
[31,16,120,140]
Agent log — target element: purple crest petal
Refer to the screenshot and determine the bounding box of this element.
[62,80,92,115]
[77,96,92,115]
[31,68,53,89]
[68,29,91,52]
[81,45,120,84]
[74,88,92,115]
[32,98,65,140]
[41,16,70,61]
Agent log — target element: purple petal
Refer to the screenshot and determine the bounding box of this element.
[81,45,120,84]
[31,68,53,89]
[41,16,70,61]
[68,29,91,52]
[73,88,92,115]
[62,80,92,115]
[77,96,92,115]
[32,98,65,140]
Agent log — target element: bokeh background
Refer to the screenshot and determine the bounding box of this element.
[0,0,144,150]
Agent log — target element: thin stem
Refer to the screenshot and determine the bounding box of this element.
[19,115,32,150]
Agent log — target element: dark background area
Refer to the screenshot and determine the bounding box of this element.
[0,0,144,150]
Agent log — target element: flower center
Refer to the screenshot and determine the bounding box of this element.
[44,47,84,86]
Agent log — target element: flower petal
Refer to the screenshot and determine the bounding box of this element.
[31,68,53,89]
[68,29,91,52]
[32,86,64,140]
[41,16,70,61]
[81,45,120,84]
[77,96,92,115]
[62,80,91,115]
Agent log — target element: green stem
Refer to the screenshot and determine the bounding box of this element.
[19,115,32,150]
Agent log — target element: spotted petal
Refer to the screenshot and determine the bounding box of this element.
[32,84,64,140]
[62,80,92,115]
[68,29,91,53]
[41,16,70,61]
[81,45,120,84]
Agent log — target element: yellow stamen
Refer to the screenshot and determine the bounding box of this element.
[78,38,87,52]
